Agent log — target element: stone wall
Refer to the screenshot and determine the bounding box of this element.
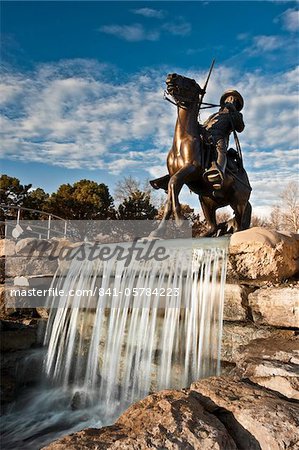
[221,228,298,384]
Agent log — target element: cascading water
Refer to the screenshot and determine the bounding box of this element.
[2,237,228,449]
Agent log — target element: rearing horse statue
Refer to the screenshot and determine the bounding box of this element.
[150,73,252,237]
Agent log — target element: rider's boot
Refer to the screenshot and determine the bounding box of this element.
[205,149,227,190]
[204,161,224,190]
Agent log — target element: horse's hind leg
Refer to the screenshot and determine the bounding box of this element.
[233,200,252,232]
[199,197,218,237]
[242,202,252,230]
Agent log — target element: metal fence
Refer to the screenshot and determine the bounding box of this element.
[0,204,68,239]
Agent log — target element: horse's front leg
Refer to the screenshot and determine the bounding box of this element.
[169,165,197,227]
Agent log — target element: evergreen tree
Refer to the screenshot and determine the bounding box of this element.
[118,190,158,220]
[23,188,50,218]
[0,175,32,206]
[46,179,115,220]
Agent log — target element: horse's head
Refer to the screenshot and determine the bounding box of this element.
[166,73,202,108]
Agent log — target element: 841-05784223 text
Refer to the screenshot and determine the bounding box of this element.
[97,287,180,297]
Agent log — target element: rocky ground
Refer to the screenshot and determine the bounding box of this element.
[43,374,299,450]
[1,227,298,449]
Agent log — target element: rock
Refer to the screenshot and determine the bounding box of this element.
[13,276,29,286]
[14,238,72,257]
[0,257,4,284]
[36,307,49,319]
[248,286,299,328]
[0,239,15,257]
[70,391,92,411]
[0,320,38,351]
[0,284,52,319]
[0,285,16,318]
[1,347,45,410]
[191,376,299,450]
[5,256,58,278]
[0,284,47,311]
[0,369,16,406]
[234,336,299,400]
[222,322,295,364]
[44,377,299,450]
[224,284,251,321]
[228,227,299,283]
[43,389,238,450]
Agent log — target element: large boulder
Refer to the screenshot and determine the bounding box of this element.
[43,389,237,450]
[191,377,299,450]
[234,336,299,400]
[43,377,299,450]
[228,228,299,283]
[248,286,299,328]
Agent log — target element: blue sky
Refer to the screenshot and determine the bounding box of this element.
[1,1,298,216]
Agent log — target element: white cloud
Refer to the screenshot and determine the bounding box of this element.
[162,20,191,36]
[99,18,191,41]
[279,8,299,32]
[0,60,298,213]
[249,35,283,54]
[237,33,250,41]
[99,24,159,42]
[131,8,165,19]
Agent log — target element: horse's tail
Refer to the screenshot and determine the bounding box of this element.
[150,174,170,192]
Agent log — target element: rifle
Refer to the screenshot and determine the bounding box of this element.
[199,59,215,109]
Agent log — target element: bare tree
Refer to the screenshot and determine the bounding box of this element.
[268,182,299,232]
[269,205,282,230]
[114,176,163,209]
[280,182,299,232]
[114,176,143,203]
[250,215,270,228]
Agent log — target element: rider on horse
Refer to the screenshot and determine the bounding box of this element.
[150,88,245,194]
[202,90,245,190]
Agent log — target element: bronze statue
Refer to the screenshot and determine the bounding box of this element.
[202,90,245,189]
[150,68,252,237]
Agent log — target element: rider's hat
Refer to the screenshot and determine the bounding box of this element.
[220,90,244,111]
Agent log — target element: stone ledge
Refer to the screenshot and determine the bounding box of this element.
[222,322,295,363]
[233,335,299,400]
[248,286,299,328]
[5,257,58,278]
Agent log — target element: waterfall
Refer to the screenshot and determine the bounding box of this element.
[2,237,228,450]
[44,237,228,421]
